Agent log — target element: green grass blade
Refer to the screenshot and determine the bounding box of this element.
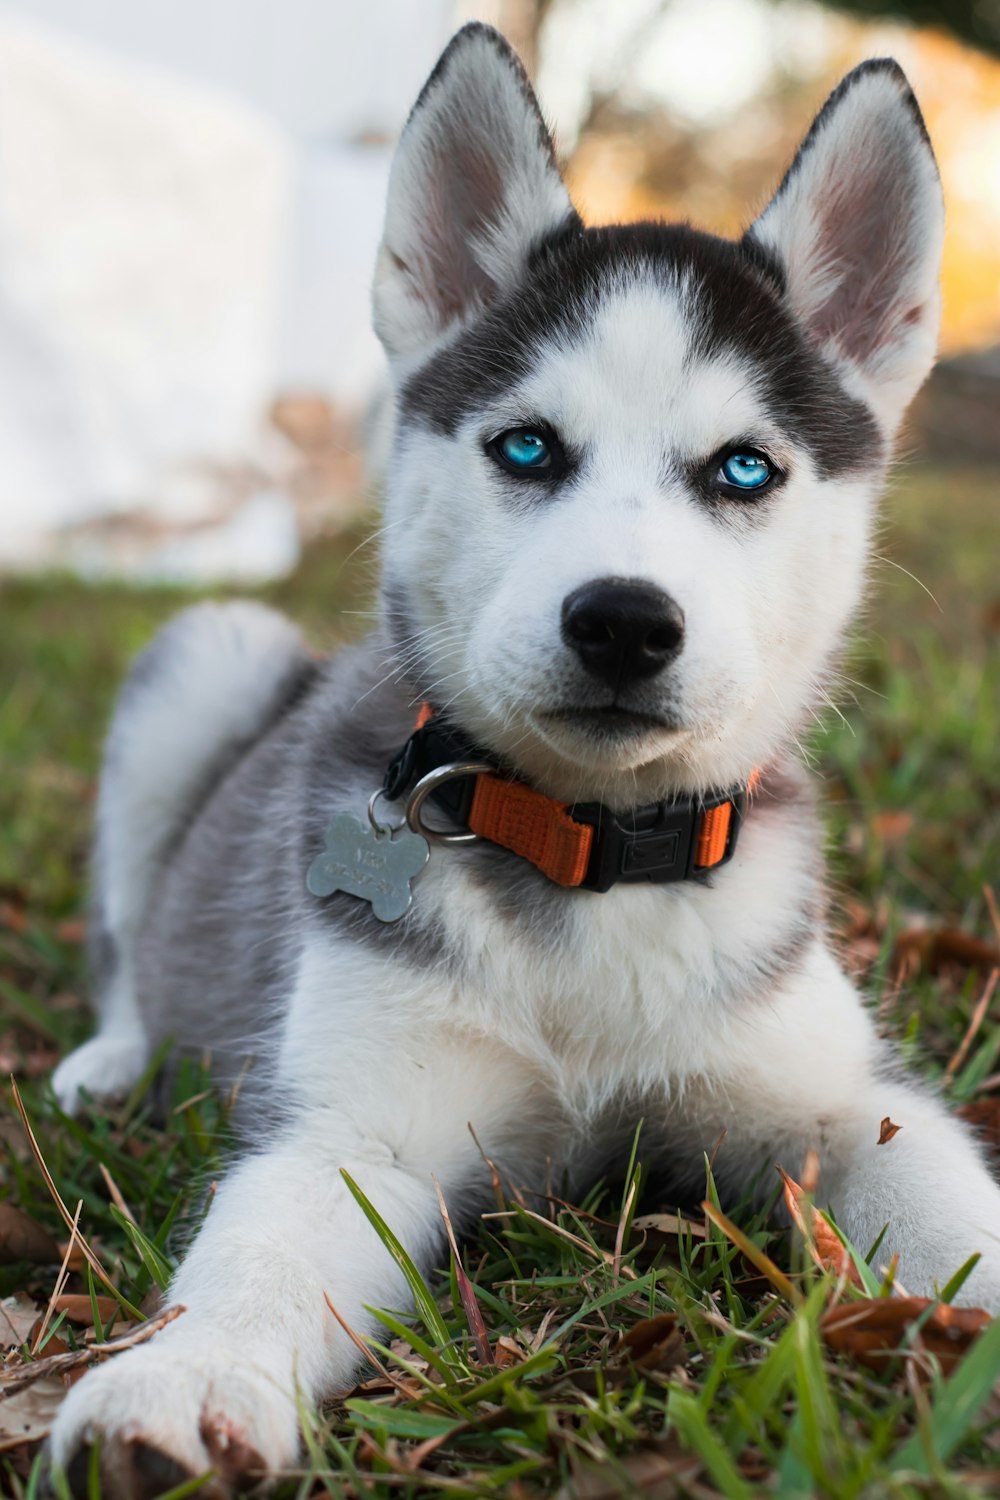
[85,1261,105,1343]
[938,1252,981,1305]
[890,1304,1000,1475]
[668,1387,754,1500]
[340,1170,454,1354]
[109,1203,173,1291]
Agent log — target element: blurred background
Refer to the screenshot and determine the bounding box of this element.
[1,0,998,965]
[0,0,995,581]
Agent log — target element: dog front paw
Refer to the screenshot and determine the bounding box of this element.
[52,1034,148,1116]
[49,1328,299,1498]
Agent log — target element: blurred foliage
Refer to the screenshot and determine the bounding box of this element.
[821,0,1000,58]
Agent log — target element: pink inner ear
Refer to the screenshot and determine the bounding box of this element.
[809,140,926,368]
[419,132,507,328]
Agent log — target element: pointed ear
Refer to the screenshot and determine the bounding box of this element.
[373,23,579,363]
[744,60,943,434]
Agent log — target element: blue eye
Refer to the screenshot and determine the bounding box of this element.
[719,451,773,492]
[493,427,554,473]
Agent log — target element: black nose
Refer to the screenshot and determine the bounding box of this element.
[561,577,685,689]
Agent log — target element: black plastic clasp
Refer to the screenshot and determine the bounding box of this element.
[571,788,745,893]
[383,718,481,805]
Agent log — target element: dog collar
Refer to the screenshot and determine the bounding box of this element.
[383,705,756,893]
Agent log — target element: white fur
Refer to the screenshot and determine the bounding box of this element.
[748,64,944,433]
[49,30,999,1496]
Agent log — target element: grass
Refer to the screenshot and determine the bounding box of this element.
[2,463,1000,1498]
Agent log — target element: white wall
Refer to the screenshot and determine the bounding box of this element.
[8,0,454,139]
[0,0,457,573]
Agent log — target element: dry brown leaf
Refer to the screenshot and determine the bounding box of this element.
[54,918,85,945]
[493,1336,523,1369]
[51,1294,120,1326]
[558,1442,700,1500]
[0,899,28,933]
[0,1294,39,1349]
[0,1376,66,1451]
[878,1117,903,1145]
[56,1239,87,1273]
[618,1314,686,1374]
[822,1297,990,1375]
[632,1211,707,1242]
[870,811,914,844]
[632,1211,707,1264]
[777,1165,862,1287]
[0,1204,60,1266]
[893,927,1000,978]
[959,1097,1000,1149]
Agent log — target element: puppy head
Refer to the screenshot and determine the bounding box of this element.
[372,25,942,805]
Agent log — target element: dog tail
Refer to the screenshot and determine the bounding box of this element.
[91,601,310,993]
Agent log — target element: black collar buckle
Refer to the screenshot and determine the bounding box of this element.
[571,789,746,892]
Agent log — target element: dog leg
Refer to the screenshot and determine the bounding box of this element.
[49,1030,552,1496]
[686,941,1000,1306]
[53,602,306,1114]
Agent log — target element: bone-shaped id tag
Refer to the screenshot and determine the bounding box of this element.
[306,812,429,923]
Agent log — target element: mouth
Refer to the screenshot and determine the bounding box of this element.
[541,705,683,737]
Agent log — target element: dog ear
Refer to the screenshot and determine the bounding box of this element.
[373,23,578,363]
[745,60,943,434]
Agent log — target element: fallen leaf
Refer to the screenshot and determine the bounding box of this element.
[54,918,85,945]
[822,1297,990,1375]
[959,1097,1000,1149]
[870,811,913,844]
[632,1211,706,1262]
[633,1211,707,1241]
[893,927,1000,978]
[56,1239,87,1272]
[51,1294,119,1326]
[558,1442,700,1500]
[0,1294,39,1349]
[778,1166,862,1286]
[878,1117,903,1145]
[0,899,28,934]
[0,1204,60,1266]
[0,1376,66,1450]
[739,1448,773,1481]
[618,1314,686,1374]
[493,1336,523,1370]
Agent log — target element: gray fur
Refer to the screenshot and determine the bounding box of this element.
[127,629,821,1127]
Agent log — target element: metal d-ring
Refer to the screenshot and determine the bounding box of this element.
[367,787,406,839]
[404,761,494,845]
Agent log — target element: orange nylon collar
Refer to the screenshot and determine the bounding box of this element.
[386,706,757,892]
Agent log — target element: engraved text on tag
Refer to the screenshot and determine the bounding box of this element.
[306,813,429,923]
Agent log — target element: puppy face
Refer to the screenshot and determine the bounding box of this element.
[373,27,942,805]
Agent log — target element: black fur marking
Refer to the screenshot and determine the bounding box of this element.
[400,221,882,481]
[406,22,566,179]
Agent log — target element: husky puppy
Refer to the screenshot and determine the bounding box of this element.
[50,23,1000,1494]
